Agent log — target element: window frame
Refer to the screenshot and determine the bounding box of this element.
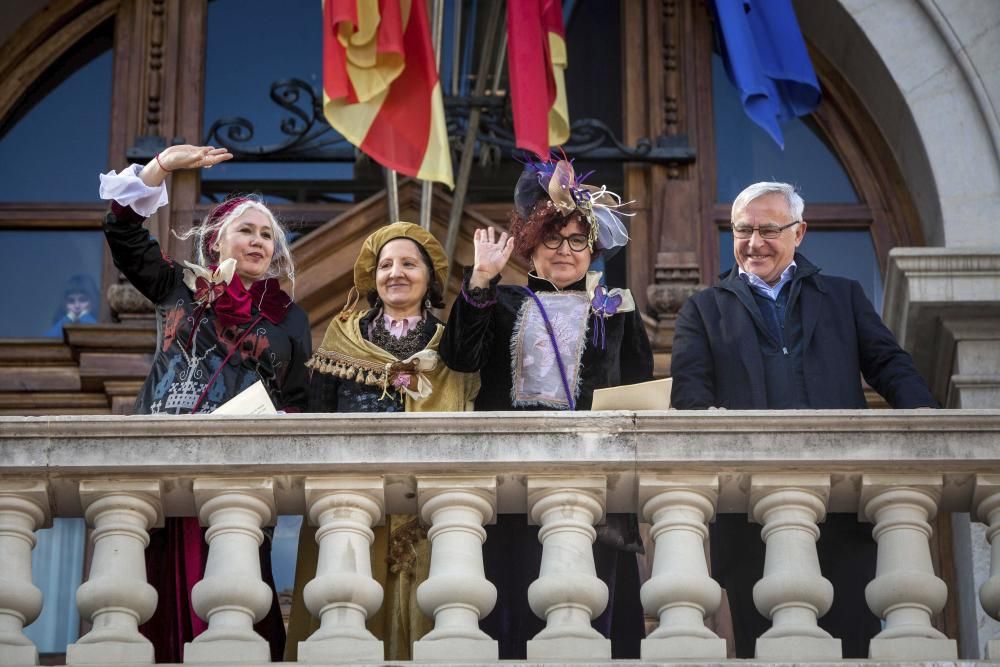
[706,43,924,281]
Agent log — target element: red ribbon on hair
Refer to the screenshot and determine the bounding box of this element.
[202,196,252,259]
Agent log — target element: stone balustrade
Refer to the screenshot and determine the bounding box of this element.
[1,409,1000,666]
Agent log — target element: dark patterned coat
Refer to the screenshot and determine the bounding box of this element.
[104,202,311,414]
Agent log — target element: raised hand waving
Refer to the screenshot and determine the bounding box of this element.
[470,227,515,289]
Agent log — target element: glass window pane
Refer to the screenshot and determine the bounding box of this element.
[0,231,104,337]
[203,0,334,194]
[23,518,85,652]
[719,229,884,311]
[0,22,113,202]
[712,53,859,204]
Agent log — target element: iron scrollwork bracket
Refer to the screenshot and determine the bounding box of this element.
[189,79,696,166]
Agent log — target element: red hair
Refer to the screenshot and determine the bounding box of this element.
[508,201,592,260]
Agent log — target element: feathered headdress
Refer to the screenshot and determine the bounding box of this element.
[513,154,632,253]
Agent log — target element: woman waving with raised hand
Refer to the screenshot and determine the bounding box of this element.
[439,155,653,659]
[98,144,311,660]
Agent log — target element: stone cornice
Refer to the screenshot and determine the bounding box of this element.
[1,411,998,515]
[883,248,1000,406]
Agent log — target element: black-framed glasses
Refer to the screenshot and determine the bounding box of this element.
[731,220,801,239]
[542,234,590,252]
[541,233,590,252]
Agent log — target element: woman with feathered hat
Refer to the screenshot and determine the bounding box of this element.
[439,156,653,657]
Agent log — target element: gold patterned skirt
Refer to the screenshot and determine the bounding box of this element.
[284,514,433,660]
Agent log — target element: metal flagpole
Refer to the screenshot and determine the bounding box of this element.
[444,0,503,271]
[420,0,446,231]
[385,166,399,225]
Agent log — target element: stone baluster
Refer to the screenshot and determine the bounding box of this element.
[298,477,385,663]
[638,474,726,660]
[0,481,49,667]
[184,478,275,663]
[975,474,1000,659]
[750,474,840,659]
[525,476,610,660]
[861,474,957,659]
[413,477,498,661]
[66,481,161,665]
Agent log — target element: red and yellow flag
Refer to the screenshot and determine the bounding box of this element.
[506,0,570,157]
[323,0,454,187]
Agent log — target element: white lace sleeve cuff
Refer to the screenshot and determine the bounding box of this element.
[98,163,168,217]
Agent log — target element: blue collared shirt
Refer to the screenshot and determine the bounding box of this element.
[738,261,797,301]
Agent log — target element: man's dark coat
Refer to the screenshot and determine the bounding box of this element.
[668,253,936,658]
[670,253,936,410]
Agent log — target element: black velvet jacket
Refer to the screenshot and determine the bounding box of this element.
[440,271,653,410]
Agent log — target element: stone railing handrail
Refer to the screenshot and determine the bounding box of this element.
[2,410,1000,665]
[2,410,999,515]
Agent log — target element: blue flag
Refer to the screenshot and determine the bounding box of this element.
[710,0,820,148]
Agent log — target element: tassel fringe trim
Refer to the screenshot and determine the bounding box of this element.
[307,347,418,393]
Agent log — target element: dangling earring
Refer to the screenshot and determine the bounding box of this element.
[424,296,432,312]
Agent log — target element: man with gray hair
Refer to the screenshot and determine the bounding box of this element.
[670,181,936,656]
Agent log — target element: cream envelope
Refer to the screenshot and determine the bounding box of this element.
[212,380,278,415]
[591,377,672,410]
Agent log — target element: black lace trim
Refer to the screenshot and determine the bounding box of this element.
[369,313,431,360]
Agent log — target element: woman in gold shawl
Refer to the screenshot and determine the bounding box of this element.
[285,222,479,660]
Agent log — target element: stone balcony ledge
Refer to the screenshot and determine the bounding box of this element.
[3,411,1000,665]
[1,410,998,516]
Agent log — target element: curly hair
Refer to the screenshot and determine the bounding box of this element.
[508,200,593,260]
[365,237,446,310]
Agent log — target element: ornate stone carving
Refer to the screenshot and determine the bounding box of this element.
[661,0,681,179]
[107,282,155,320]
[647,251,704,371]
[145,0,165,135]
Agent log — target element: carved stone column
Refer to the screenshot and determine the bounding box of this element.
[413,477,498,661]
[298,477,385,663]
[0,481,49,667]
[750,474,840,659]
[622,0,714,345]
[525,476,610,660]
[638,474,725,659]
[647,252,704,377]
[861,474,957,659]
[184,478,275,663]
[67,480,162,665]
[975,474,1000,659]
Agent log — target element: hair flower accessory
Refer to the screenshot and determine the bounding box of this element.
[514,153,633,253]
[183,257,237,306]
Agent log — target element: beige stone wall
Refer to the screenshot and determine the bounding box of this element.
[795,0,1000,249]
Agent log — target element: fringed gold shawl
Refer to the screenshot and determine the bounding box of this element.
[306,310,479,412]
